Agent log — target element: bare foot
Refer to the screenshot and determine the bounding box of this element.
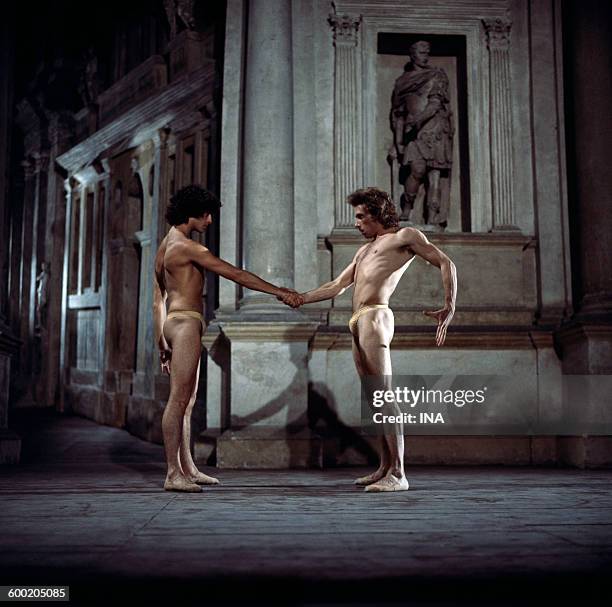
[164,476,202,493]
[364,473,409,493]
[187,471,220,485]
[354,469,387,486]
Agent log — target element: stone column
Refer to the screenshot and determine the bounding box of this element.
[484,18,518,231]
[0,5,21,462]
[201,2,319,468]
[18,160,37,389]
[329,13,362,229]
[556,0,612,467]
[241,0,294,307]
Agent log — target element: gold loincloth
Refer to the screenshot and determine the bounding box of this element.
[165,310,206,346]
[348,304,389,335]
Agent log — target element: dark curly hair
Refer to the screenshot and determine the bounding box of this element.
[165,185,222,226]
[347,187,399,229]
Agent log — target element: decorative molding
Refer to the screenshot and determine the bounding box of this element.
[56,65,215,175]
[311,329,542,350]
[326,231,535,248]
[218,322,319,342]
[334,1,512,20]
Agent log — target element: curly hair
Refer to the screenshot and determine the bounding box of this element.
[165,185,222,226]
[347,187,399,229]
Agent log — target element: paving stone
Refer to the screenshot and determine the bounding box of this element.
[1,412,611,605]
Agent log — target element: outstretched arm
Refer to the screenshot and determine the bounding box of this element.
[401,228,457,346]
[301,249,362,304]
[191,243,301,306]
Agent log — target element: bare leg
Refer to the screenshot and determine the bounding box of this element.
[352,338,390,486]
[356,309,409,493]
[178,358,219,485]
[162,317,202,492]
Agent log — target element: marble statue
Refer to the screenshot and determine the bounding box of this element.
[389,41,454,228]
[35,261,49,333]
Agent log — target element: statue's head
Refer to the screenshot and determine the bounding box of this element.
[348,187,400,237]
[166,185,222,233]
[409,40,431,68]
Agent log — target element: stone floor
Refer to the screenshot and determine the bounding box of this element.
[1,410,611,606]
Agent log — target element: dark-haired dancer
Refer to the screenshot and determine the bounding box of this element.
[300,187,457,491]
[153,185,302,492]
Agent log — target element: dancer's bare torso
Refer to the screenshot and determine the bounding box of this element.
[155,229,205,314]
[352,229,415,311]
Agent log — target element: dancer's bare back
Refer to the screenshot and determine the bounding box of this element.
[154,227,263,313]
[154,229,206,313]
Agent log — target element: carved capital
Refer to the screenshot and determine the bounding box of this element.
[21,160,35,180]
[32,152,50,174]
[48,112,74,148]
[329,13,361,48]
[152,126,171,150]
[483,18,512,51]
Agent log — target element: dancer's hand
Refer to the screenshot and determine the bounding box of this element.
[159,348,172,375]
[277,288,304,308]
[423,305,454,347]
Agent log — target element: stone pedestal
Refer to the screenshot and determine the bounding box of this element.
[198,320,319,468]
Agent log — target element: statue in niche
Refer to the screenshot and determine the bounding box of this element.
[163,0,196,39]
[388,40,454,230]
[35,262,50,334]
[78,48,100,108]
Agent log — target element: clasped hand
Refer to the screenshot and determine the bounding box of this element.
[277,288,304,309]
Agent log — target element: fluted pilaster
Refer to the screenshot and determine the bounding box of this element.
[484,18,518,231]
[329,13,362,228]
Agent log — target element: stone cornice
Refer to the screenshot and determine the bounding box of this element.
[56,64,215,175]
[555,322,612,347]
[332,0,509,20]
[326,231,535,248]
[312,328,544,350]
[218,322,320,342]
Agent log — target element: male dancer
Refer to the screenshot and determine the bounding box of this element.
[153,185,301,492]
[301,187,457,492]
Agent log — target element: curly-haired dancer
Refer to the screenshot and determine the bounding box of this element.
[153,185,302,492]
[300,187,457,491]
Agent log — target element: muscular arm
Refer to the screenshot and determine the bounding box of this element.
[402,228,457,346]
[403,228,456,307]
[153,246,169,350]
[301,249,361,304]
[190,243,284,297]
[153,245,172,374]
